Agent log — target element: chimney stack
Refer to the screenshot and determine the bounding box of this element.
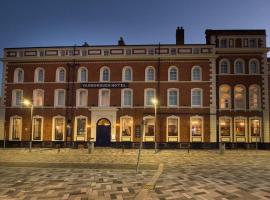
[176,26,184,45]
[118,37,125,46]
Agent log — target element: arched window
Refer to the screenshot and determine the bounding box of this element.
[249,85,260,109]
[56,67,66,82]
[33,89,44,106]
[78,67,88,82]
[100,66,110,82]
[14,68,24,83]
[145,66,155,81]
[249,59,259,74]
[219,59,230,74]
[191,88,202,107]
[191,66,202,81]
[219,85,231,109]
[52,116,65,141]
[122,66,132,81]
[34,67,45,82]
[168,66,178,81]
[234,59,245,74]
[234,85,246,109]
[167,116,180,141]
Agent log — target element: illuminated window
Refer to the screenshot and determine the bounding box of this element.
[219,85,231,109]
[234,85,246,109]
[99,89,110,107]
[191,88,202,107]
[33,89,44,107]
[168,66,178,81]
[144,88,155,106]
[190,117,203,136]
[235,118,246,136]
[250,118,260,137]
[32,117,43,140]
[249,85,260,109]
[76,117,87,136]
[167,117,179,137]
[219,117,231,136]
[53,117,65,140]
[9,116,22,140]
[191,66,201,81]
[122,66,132,81]
[120,117,133,137]
[14,68,24,83]
[145,66,155,81]
[144,117,155,136]
[34,67,45,82]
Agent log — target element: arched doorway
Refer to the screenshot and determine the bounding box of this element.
[96,118,111,146]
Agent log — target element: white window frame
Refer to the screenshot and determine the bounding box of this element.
[77,66,88,82]
[100,66,110,82]
[168,66,178,81]
[121,88,133,107]
[52,115,65,141]
[191,66,202,81]
[54,89,66,107]
[234,116,247,142]
[249,58,260,74]
[76,89,88,107]
[14,68,24,83]
[56,67,66,82]
[145,66,155,82]
[167,88,179,107]
[12,89,23,107]
[9,116,22,141]
[249,84,261,110]
[74,115,88,141]
[32,116,44,141]
[33,89,44,107]
[191,88,203,108]
[122,66,133,82]
[143,115,155,142]
[120,115,133,141]
[34,67,45,83]
[219,85,231,110]
[166,115,180,142]
[219,116,232,142]
[234,85,246,110]
[219,59,230,74]
[249,117,262,142]
[190,116,204,142]
[144,88,156,107]
[98,88,110,107]
[234,59,245,74]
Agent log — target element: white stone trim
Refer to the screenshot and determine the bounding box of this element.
[168,66,179,81]
[120,115,133,142]
[167,88,179,107]
[73,115,88,141]
[9,115,22,141]
[121,88,133,107]
[122,66,133,82]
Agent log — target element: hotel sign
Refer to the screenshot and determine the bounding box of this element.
[81,82,129,88]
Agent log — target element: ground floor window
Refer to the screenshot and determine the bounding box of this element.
[120,117,133,136]
[250,118,260,137]
[167,117,179,136]
[144,117,155,136]
[235,118,246,136]
[54,117,65,140]
[33,117,43,140]
[76,118,87,136]
[10,116,22,140]
[191,117,203,136]
[219,117,231,136]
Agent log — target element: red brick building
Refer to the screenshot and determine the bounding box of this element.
[1,27,269,147]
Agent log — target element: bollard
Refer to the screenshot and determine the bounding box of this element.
[88,142,91,154]
[58,144,60,153]
[122,143,124,153]
[219,142,225,154]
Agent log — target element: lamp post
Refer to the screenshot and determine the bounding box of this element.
[152,98,158,153]
[23,99,33,152]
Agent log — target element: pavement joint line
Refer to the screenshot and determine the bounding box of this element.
[135,163,164,200]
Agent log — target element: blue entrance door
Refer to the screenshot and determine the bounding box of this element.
[96,119,111,147]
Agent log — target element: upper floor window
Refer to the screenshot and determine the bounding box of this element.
[12,89,23,107]
[76,89,88,107]
[100,66,110,82]
[219,85,231,109]
[167,88,179,107]
[144,88,155,107]
[56,67,66,82]
[145,66,155,81]
[168,66,178,81]
[14,68,24,83]
[249,85,260,109]
[249,39,257,48]
[191,88,202,107]
[219,59,230,74]
[249,59,259,74]
[191,66,202,81]
[122,66,132,81]
[34,67,45,82]
[234,59,245,74]
[54,89,65,107]
[220,39,228,48]
[77,67,88,82]
[234,85,246,109]
[121,89,133,107]
[99,89,110,107]
[33,89,44,107]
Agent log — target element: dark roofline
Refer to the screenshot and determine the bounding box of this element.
[205,29,266,35]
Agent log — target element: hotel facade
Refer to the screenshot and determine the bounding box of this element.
[1,28,269,148]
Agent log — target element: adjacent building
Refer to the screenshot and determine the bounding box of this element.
[1,27,269,147]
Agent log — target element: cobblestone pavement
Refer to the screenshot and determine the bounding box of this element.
[0,148,270,199]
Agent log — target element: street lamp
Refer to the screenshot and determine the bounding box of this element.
[152,98,158,153]
[23,99,33,152]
